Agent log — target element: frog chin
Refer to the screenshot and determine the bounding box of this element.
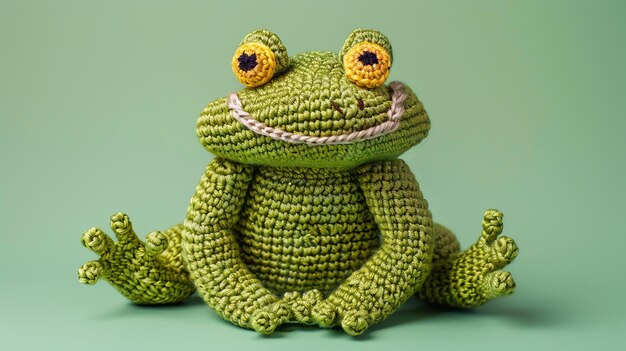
[227,81,408,146]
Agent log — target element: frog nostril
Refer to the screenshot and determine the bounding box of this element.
[331,101,344,114]
[357,98,364,111]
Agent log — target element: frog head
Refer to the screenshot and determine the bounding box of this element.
[197,29,430,169]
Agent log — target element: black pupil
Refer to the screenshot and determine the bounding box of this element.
[238,53,258,71]
[358,51,378,66]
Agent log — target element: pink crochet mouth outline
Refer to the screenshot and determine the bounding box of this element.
[227,81,407,146]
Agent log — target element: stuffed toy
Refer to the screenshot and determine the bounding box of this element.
[78,29,518,336]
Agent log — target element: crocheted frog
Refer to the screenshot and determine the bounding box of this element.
[78,29,518,336]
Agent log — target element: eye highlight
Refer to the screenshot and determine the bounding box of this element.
[232,42,276,88]
[343,42,391,88]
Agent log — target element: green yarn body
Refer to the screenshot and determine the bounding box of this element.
[237,166,380,295]
[78,28,518,336]
[80,159,518,335]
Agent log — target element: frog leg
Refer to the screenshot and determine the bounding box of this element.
[311,159,435,336]
[182,157,285,334]
[419,210,519,307]
[78,216,195,304]
[431,223,461,261]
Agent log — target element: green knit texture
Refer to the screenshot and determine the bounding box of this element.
[240,29,290,74]
[236,166,380,295]
[78,215,194,304]
[78,28,518,336]
[420,211,518,307]
[197,50,430,169]
[339,28,394,63]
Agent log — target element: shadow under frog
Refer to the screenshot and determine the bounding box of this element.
[78,29,519,336]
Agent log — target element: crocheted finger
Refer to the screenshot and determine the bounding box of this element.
[482,271,516,299]
[78,260,104,285]
[341,310,372,336]
[479,210,518,268]
[110,213,140,245]
[302,289,324,305]
[145,231,168,257]
[290,290,323,324]
[491,236,519,268]
[250,301,291,334]
[311,300,338,328]
[81,227,113,255]
[480,209,504,243]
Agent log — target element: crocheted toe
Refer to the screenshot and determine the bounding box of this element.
[311,300,338,328]
[491,236,519,268]
[483,271,515,299]
[145,231,169,257]
[341,310,371,336]
[480,209,504,242]
[81,227,113,256]
[110,213,140,245]
[78,260,104,285]
[251,311,279,334]
[290,290,323,324]
[250,300,292,334]
[479,210,518,268]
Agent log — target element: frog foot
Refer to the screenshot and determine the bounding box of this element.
[250,301,291,334]
[78,213,190,304]
[310,300,372,336]
[310,299,338,329]
[445,209,519,307]
[250,290,324,333]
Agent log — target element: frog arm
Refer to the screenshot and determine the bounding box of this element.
[181,157,281,332]
[313,159,434,335]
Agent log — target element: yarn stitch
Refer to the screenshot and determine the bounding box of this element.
[79,28,518,336]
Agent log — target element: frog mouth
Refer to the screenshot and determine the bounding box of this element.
[227,81,407,146]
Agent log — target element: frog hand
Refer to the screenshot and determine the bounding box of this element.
[309,160,434,336]
[78,213,193,304]
[310,280,385,335]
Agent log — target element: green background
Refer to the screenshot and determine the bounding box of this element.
[1,0,624,349]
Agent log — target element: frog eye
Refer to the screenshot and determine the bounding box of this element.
[343,42,391,88]
[232,43,276,87]
[340,29,393,88]
[231,29,289,88]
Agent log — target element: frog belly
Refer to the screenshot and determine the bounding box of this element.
[235,166,380,295]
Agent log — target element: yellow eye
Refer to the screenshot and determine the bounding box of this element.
[343,42,391,88]
[232,42,276,88]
